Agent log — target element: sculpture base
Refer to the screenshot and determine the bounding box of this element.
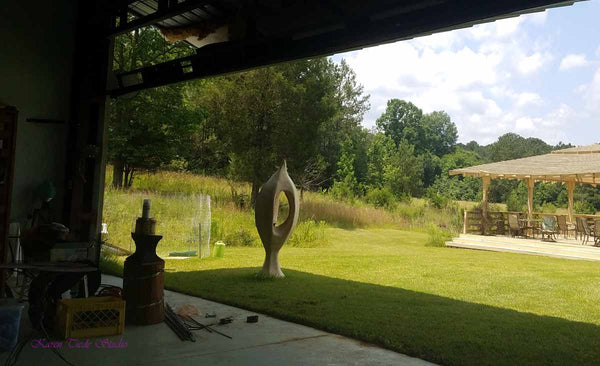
[123,259,164,325]
[123,233,164,325]
[259,251,285,278]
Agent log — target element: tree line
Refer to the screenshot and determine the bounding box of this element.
[108,27,600,214]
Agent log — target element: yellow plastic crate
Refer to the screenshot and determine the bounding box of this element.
[55,296,125,339]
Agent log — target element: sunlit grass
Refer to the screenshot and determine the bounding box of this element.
[101,168,600,365]
[103,228,600,366]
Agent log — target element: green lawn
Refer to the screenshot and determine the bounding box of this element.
[103,228,600,366]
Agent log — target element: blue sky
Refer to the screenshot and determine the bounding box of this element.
[333,0,600,146]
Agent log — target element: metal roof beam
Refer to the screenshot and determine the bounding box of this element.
[108,0,221,37]
[108,0,580,96]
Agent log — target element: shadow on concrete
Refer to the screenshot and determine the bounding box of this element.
[165,267,600,366]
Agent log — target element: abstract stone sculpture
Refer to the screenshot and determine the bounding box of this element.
[255,161,299,278]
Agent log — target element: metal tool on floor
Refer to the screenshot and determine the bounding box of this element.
[246,315,259,323]
[165,303,195,342]
[219,316,233,325]
[182,315,232,339]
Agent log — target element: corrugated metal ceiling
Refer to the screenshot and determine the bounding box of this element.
[128,0,225,28]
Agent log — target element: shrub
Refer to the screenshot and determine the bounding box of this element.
[489,203,505,212]
[506,190,525,212]
[288,220,329,248]
[328,180,356,202]
[427,190,450,209]
[224,227,257,247]
[426,224,454,247]
[365,187,396,210]
[539,202,557,213]
[165,157,189,172]
[574,200,597,215]
[472,201,505,212]
[396,202,425,219]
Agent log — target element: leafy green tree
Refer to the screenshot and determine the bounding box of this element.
[366,133,395,188]
[383,140,424,198]
[574,200,597,214]
[439,147,481,173]
[108,85,201,187]
[295,156,328,199]
[375,100,457,158]
[460,140,491,162]
[375,99,423,149]
[179,80,230,175]
[430,148,481,201]
[201,67,298,206]
[198,58,369,206]
[330,137,359,200]
[421,152,441,188]
[420,111,458,157]
[488,179,519,203]
[108,27,196,187]
[349,128,370,190]
[488,133,552,162]
[319,60,370,189]
[365,187,396,210]
[534,182,565,208]
[506,185,527,212]
[574,185,600,212]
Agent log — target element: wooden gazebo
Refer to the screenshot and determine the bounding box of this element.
[450,144,600,229]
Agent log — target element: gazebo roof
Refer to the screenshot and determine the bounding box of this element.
[449,144,600,185]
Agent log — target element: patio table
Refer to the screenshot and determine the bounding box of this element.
[520,219,541,238]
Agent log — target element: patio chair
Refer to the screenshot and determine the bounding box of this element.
[508,214,526,238]
[541,216,559,242]
[576,217,593,245]
[556,215,574,239]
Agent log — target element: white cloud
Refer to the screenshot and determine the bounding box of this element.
[517,52,550,75]
[495,17,524,37]
[516,92,542,107]
[336,9,597,145]
[527,11,548,26]
[515,117,536,131]
[343,38,507,143]
[579,67,600,111]
[543,104,576,127]
[490,89,543,108]
[468,16,522,40]
[559,54,589,70]
[469,12,545,41]
[412,30,459,50]
[511,107,573,144]
[344,42,502,94]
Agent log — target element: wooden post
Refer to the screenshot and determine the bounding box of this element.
[482,176,491,235]
[527,178,534,221]
[463,210,467,234]
[567,181,575,224]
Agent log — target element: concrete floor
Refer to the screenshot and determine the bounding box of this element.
[1,275,434,366]
[447,234,600,261]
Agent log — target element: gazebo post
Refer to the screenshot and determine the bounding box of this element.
[527,178,534,221]
[482,176,491,235]
[567,181,575,223]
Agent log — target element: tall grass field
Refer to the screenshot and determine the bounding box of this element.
[102,168,463,255]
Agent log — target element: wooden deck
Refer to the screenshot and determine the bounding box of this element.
[446,234,600,261]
